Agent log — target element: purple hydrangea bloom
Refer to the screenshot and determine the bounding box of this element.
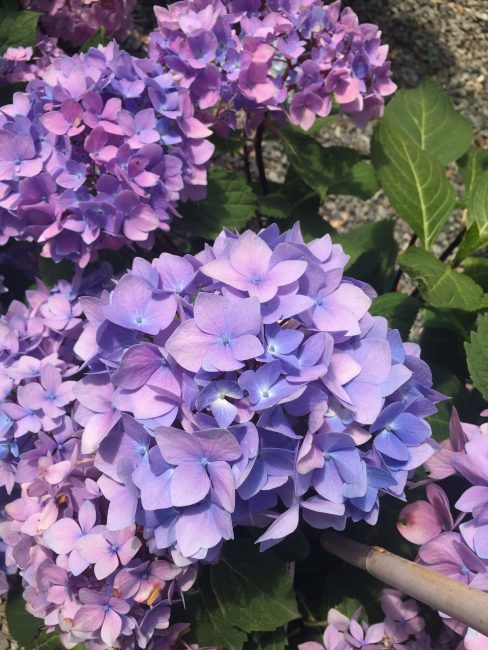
[0,42,214,266]
[149,0,396,134]
[0,224,442,649]
[21,0,136,48]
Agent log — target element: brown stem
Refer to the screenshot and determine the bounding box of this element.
[322,532,488,636]
[255,122,269,195]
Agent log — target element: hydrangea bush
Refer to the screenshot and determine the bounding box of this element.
[1,1,488,650]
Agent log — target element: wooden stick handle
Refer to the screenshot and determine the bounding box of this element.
[321,532,488,636]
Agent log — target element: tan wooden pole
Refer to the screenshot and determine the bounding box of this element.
[321,532,488,636]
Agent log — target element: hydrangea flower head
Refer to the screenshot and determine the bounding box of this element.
[0,224,442,648]
[149,0,396,133]
[21,0,137,47]
[0,42,214,266]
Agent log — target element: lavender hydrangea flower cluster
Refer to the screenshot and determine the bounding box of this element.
[149,0,396,134]
[0,41,214,267]
[0,224,442,648]
[21,0,137,47]
[397,408,488,649]
[299,589,457,650]
[0,36,62,88]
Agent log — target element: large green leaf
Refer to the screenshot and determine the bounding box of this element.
[6,587,42,649]
[184,580,248,650]
[399,247,484,311]
[371,122,455,248]
[179,168,257,240]
[210,539,299,633]
[463,256,488,291]
[458,147,488,201]
[381,79,472,165]
[335,221,398,293]
[255,629,287,650]
[0,10,39,53]
[279,128,378,199]
[456,172,488,260]
[370,293,421,339]
[465,313,488,400]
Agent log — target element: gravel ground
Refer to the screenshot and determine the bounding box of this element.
[1,1,487,648]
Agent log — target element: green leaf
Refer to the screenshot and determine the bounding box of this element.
[258,193,294,219]
[210,132,243,155]
[370,293,421,339]
[179,168,257,240]
[184,580,248,650]
[399,247,484,311]
[458,147,488,200]
[299,115,336,136]
[463,256,488,291]
[279,128,378,199]
[80,27,107,52]
[371,122,456,248]
[6,587,42,649]
[456,172,488,260]
[335,221,398,293]
[465,313,488,400]
[255,629,287,650]
[426,364,464,441]
[273,529,311,562]
[0,10,39,53]
[327,158,379,200]
[211,539,299,633]
[381,79,472,165]
[36,633,87,650]
[38,258,75,287]
[278,128,330,198]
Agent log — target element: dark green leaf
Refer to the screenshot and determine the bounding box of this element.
[399,247,484,311]
[0,80,25,105]
[39,258,75,287]
[36,632,87,650]
[371,122,455,248]
[211,132,243,155]
[80,27,107,52]
[0,0,20,11]
[255,629,287,650]
[299,115,336,136]
[458,147,488,200]
[335,221,398,293]
[463,256,488,291]
[278,128,330,198]
[381,79,472,164]
[277,167,334,241]
[273,529,311,562]
[258,193,294,219]
[465,313,488,400]
[279,128,378,199]
[460,172,488,258]
[0,10,39,53]
[427,364,463,441]
[6,587,42,649]
[370,293,421,339]
[327,159,379,200]
[210,539,299,633]
[179,168,257,240]
[184,580,247,650]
